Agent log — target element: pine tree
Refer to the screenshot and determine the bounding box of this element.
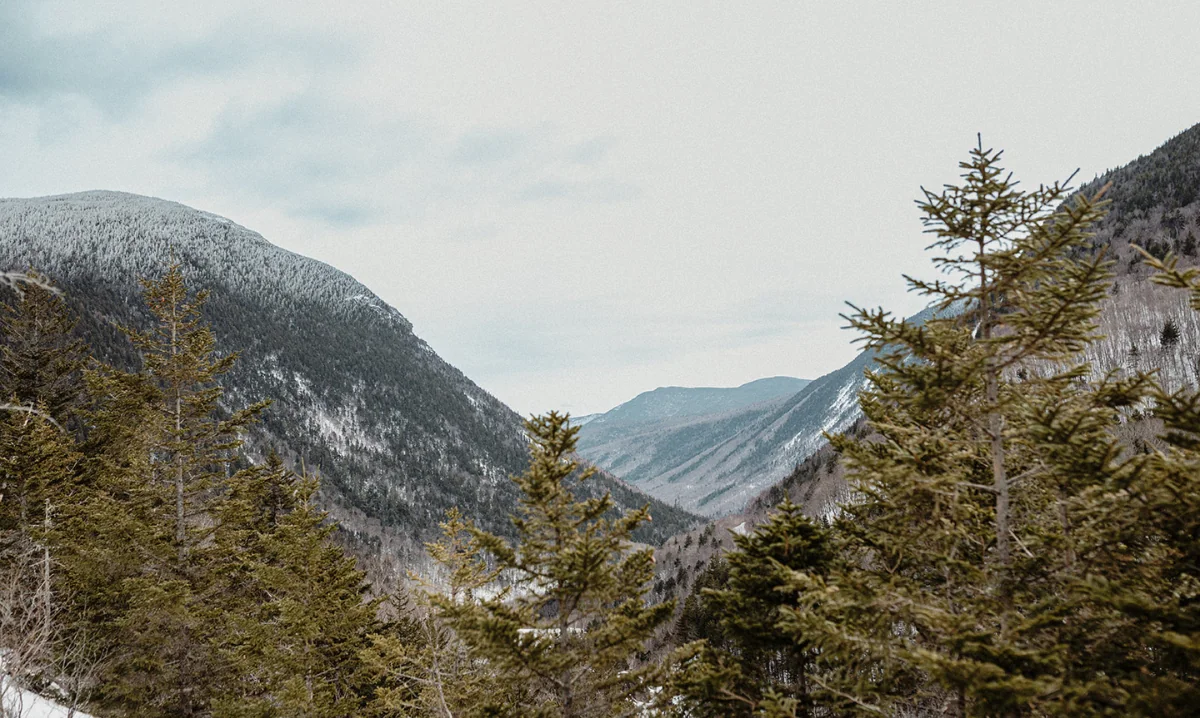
[775,141,1125,716]
[1160,317,1181,347]
[0,405,86,707]
[433,412,673,718]
[85,264,268,717]
[1083,250,1200,713]
[0,407,81,551]
[364,508,515,717]
[0,277,89,427]
[671,500,833,717]
[213,456,379,717]
[125,264,268,566]
[51,361,168,716]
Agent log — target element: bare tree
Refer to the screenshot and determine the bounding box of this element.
[0,533,57,717]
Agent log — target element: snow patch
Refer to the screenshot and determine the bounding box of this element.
[1,678,93,718]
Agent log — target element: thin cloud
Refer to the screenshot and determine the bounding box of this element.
[176,92,635,226]
[0,2,354,116]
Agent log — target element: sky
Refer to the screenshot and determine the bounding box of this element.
[3,1,1200,415]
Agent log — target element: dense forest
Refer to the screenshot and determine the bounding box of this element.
[0,191,700,574]
[1,142,1198,717]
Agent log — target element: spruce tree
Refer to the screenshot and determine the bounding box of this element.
[775,141,1125,716]
[125,264,268,566]
[0,277,89,427]
[0,407,81,551]
[53,361,168,716]
[433,412,672,718]
[214,455,379,717]
[87,264,267,717]
[671,500,833,717]
[1082,250,1200,713]
[1160,317,1181,347]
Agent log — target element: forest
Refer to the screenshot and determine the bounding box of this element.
[0,145,1197,717]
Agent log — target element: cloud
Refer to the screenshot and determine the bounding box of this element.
[452,130,529,165]
[175,91,635,226]
[514,178,639,204]
[0,1,354,117]
[1,1,640,234]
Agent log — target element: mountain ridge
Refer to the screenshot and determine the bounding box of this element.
[0,190,699,569]
[645,122,1200,525]
[581,124,1200,519]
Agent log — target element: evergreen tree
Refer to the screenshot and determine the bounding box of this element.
[87,264,267,717]
[364,508,516,717]
[55,362,169,716]
[0,277,89,427]
[433,412,672,718]
[672,557,730,649]
[1160,317,1181,347]
[125,264,268,565]
[671,500,832,717]
[0,407,81,551]
[775,142,1128,716]
[213,455,380,717]
[1083,250,1200,713]
[0,405,87,706]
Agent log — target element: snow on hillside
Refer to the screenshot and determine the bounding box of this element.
[0,191,700,576]
[1,679,92,718]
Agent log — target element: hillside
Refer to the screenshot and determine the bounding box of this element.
[582,377,810,434]
[598,124,1200,521]
[577,368,858,516]
[728,123,1200,526]
[0,191,698,566]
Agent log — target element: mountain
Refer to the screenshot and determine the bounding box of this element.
[0,191,699,568]
[576,375,861,516]
[1072,124,1200,391]
[583,377,810,436]
[588,123,1200,520]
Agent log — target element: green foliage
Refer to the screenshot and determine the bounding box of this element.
[363,509,519,717]
[0,278,89,426]
[432,412,673,718]
[0,267,382,717]
[772,142,1147,716]
[213,455,380,717]
[670,500,833,717]
[125,264,269,566]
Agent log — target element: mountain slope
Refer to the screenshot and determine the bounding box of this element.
[577,371,860,516]
[582,377,809,437]
[1074,124,1200,390]
[0,191,698,562]
[585,124,1200,520]
[728,124,1200,523]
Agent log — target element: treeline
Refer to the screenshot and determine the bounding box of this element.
[666,146,1200,716]
[2,142,1199,718]
[0,261,673,717]
[0,266,386,716]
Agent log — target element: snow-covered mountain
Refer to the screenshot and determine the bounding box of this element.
[583,377,810,433]
[0,191,699,565]
[574,375,858,516]
[585,123,1200,519]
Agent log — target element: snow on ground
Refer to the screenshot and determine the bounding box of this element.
[1,678,92,718]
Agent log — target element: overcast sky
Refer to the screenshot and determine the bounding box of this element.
[3,1,1200,415]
